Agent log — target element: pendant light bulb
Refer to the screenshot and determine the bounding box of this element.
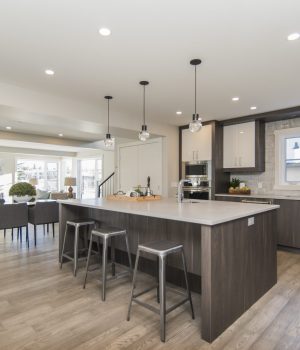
[139,81,150,141]
[104,96,114,149]
[138,125,150,141]
[189,59,202,133]
[189,114,202,133]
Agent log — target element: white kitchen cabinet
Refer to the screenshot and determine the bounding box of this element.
[223,121,255,169]
[118,139,163,194]
[181,124,212,162]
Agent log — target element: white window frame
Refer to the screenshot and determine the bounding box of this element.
[274,127,300,190]
[15,157,60,191]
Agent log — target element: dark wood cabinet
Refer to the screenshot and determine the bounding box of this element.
[273,199,300,248]
[216,196,300,249]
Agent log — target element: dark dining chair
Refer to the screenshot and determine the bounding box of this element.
[0,203,29,247]
[28,201,59,246]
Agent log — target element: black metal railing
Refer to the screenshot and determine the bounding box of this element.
[98,172,115,198]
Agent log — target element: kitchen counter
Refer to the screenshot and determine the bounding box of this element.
[58,197,278,343]
[215,193,300,200]
[58,197,279,226]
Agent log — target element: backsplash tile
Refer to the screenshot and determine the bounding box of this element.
[231,118,300,196]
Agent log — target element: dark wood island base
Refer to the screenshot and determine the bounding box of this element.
[59,202,277,343]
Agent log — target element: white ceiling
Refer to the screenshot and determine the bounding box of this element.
[0,0,299,132]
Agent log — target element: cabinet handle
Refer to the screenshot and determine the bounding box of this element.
[234,157,237,166]
[239,157,242,166]
[192,151,195,160]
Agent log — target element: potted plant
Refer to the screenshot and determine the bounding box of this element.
[9,182,36,202]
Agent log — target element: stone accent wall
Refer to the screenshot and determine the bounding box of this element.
[231,118,300,196]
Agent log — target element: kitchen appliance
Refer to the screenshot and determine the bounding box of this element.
[181,160,211,200]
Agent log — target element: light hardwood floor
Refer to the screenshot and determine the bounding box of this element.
[1,226,300,349]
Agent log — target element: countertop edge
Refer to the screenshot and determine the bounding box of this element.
[58,199,279,226]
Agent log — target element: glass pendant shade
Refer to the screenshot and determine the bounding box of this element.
[138,124,150,141]
[104,133,114,148]
[189,114,202,133]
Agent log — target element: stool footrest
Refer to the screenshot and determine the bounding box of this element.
[166,298,189,315]
[106,271,131,281]
[133,299,160,315]
[133,285,158,298]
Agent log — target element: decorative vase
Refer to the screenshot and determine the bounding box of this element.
[13,195,33,203]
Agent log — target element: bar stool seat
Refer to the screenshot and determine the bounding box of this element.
[83,226,133,301]
[127,240,195,343]
[60,219,95,276]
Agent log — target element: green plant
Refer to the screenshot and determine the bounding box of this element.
[229,177,241,189]
[9,182,36,197]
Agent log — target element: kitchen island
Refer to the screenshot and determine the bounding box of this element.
[58,198,279,343]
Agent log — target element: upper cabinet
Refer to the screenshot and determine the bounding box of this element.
[182,124,212,162]
[223,120,265,172]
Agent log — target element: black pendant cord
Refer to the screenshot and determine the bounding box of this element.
[143,85,146,125]
[107,99,110,134]
[194,65,197,116]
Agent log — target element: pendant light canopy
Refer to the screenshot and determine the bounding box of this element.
[139,81,150,142]
[104,95,114,148]
[189,59,202,133]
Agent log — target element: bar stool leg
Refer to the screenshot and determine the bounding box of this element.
[97,237,102,265]
[83,234,93,289]
[102,237,108,301]
[181,249,195,319]
[111,237,115,277]
[60,223,68,268]
[127,249,140,321]
[159,255,166,342]
[74,225,79,276]
[124,233,133,275]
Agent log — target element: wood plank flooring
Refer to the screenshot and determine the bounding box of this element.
[0,226,300,349]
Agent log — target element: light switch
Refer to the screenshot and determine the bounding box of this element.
[248,217,255,226]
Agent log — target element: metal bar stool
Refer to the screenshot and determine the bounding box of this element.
[127,240,194,342]
[60,219,95,276]
[83,226,133,301]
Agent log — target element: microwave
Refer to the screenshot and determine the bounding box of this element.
[183,161,210,179]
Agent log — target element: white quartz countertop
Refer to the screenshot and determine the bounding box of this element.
[58,198,279,226]
[215,193,300,201]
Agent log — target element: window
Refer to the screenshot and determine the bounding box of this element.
[78,158,103,199]
[275,128,300,189]
[16,159,59,191]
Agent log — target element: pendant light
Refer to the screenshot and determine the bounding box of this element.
[139,81,150,141]
[104,95,114,148]
[189,59,202,133]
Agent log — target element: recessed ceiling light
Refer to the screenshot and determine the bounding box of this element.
[6,126,12,130]
[250,106,257,110]
[45,69,55,75]
[287,33,300,41]
[232,97,239,101]
[176,111,183,115]
[240,131,244,134]
[58,133,63,137]
[99,27,111,36]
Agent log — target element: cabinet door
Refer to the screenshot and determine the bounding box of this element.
[119,145,139,192]
[195,124,212,161]
[138,142,162,195]
[182,128,194,162]
[223,124,237,168]
[236,122,255,168]
[182,125,212,162]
